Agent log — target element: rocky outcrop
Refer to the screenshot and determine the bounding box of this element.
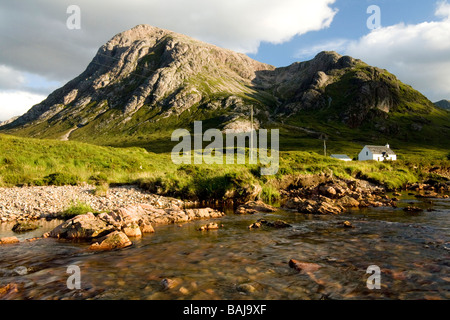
[45,204,224,249]
[235,200,277,215]
[282,177,397,215]
[1,25,442,144]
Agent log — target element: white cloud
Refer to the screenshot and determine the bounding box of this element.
[0,0,338,118]
[295,39,351,59]
[0,91,46,121]
[0,65,26,90]
[0,0,338,82]
[345,1,450,101]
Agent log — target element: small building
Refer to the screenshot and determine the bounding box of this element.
[331,154,352,162]
[358,144,397,161]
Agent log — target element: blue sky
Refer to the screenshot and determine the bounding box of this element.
[250,0,438,67]
[0,0,449,121]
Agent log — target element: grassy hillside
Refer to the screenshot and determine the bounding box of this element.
[1,133,448,203]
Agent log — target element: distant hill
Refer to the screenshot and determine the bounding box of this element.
[0,116,19,127]
[434,100,450,110]
[1,24,449,152]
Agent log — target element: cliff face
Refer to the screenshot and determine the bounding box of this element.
[2,24,446,143]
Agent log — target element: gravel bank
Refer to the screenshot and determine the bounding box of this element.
[0,185,185,222]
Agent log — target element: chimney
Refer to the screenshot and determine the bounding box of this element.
[386,143,390,149]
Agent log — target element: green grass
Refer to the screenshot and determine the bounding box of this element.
[61,200,98,220]
[1,133,448,204]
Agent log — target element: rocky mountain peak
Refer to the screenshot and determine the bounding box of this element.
[1,25,445,145]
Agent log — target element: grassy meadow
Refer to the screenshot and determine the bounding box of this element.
[1,132,448,204]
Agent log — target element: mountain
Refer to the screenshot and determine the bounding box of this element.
[2,24,449,152]
[0,116,19,127]
[434,100,450,110]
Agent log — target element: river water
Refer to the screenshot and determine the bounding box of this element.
[0,194,449,300]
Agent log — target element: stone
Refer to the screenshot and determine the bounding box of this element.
[403,206,423,212]
[258,219,291,229]
[49,213,114,239]
[89,231,132,251]
[336,195,360,208]
[161,278,181,290]
[319,185,337,197]
[237,283,257,294]
[0,237,20,245]
[140,223,155,233]
[122,223,142,238]
[235,200,277,215]
[289,259,321,273]
[248,222,262,229]
[343,221,354,228]
[198,222,220,231]
[12,221,40,233]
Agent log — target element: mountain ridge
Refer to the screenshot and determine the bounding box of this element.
[2,24,449,151]
[434,99,450,110]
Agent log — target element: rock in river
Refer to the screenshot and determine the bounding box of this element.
[89,231,132,251]
[235,200,277,215]
[47,212,114,239]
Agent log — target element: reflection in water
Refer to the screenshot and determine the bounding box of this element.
[0,196,449,300]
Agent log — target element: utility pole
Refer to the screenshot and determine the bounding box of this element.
[324,139,327,157]
[250,105,254,162]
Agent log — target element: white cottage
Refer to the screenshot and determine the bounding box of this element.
[358,144,397,161]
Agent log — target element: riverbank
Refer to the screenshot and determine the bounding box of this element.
[0,184,185,222]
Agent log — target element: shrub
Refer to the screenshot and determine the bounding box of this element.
[44,172,79,186]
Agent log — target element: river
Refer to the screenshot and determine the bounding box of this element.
[0,194,449,300]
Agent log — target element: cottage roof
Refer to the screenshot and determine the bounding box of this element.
[331,154,352,160]
[365,145,396,155]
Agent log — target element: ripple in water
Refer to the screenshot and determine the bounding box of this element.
[0,197,449,300]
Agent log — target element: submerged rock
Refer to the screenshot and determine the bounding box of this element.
[198,222,220,231]
[12,221,40,233]
[289,259,321,273]
[403,206,424,212]
[0,237,20,245]
[258,219,292,229]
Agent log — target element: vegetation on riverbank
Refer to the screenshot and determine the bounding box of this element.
[0,133,448,203]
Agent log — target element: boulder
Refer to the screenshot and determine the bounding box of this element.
[319,185,337,198]
[48,213,114,239]
[122,223,142,238]
[89,231,132,251]
[336,195,360,208]
[235,200,277,215]
[12,222,40,233]
[403,206,423,212]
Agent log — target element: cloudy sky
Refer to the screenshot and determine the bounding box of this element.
[0,0,449,121]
